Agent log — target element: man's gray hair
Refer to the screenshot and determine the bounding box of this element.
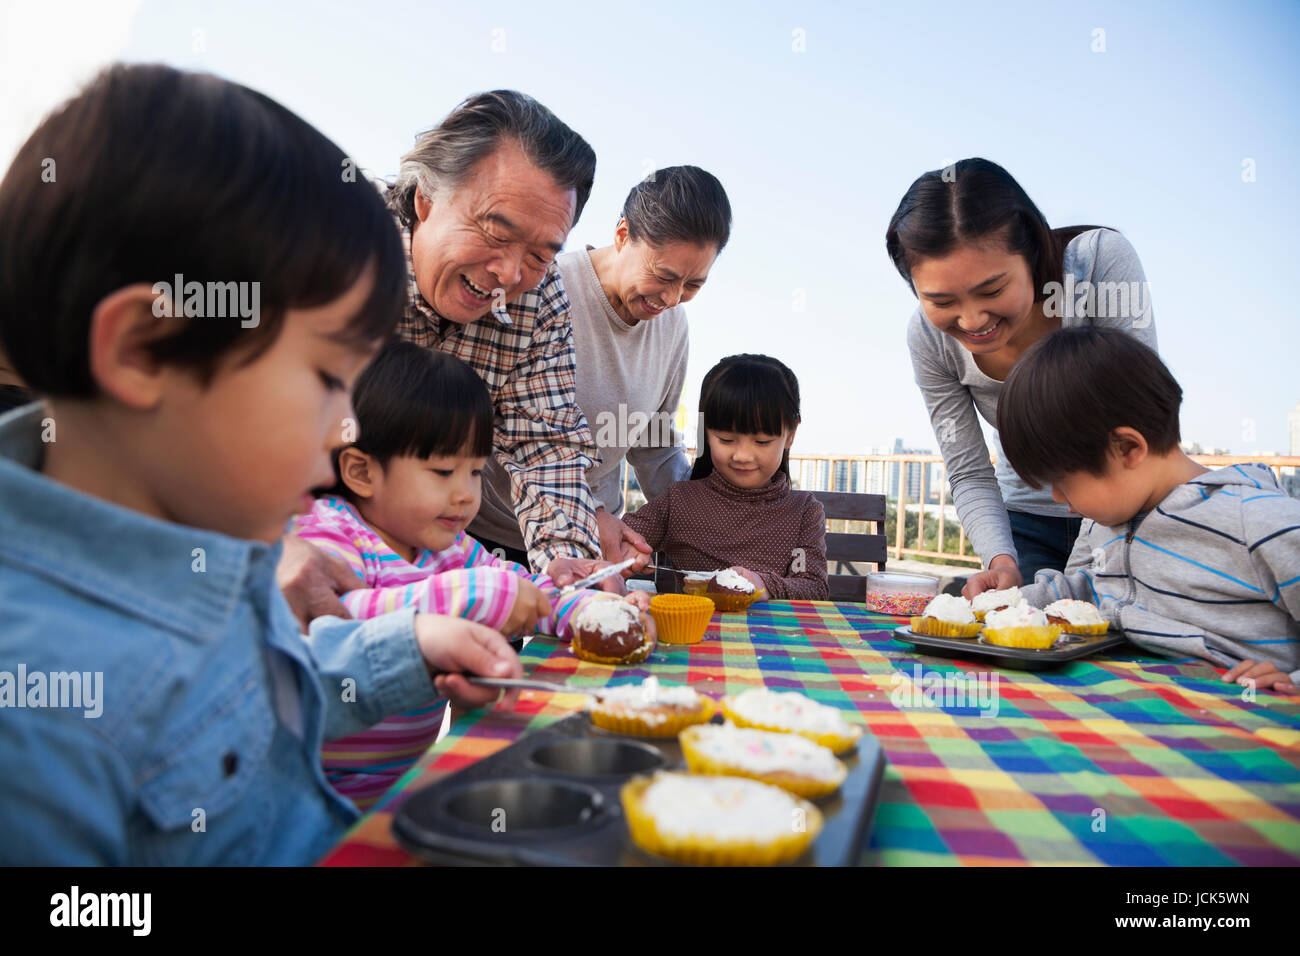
[390,90,596,229]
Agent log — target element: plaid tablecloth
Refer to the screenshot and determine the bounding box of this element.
[319,601,1300,866]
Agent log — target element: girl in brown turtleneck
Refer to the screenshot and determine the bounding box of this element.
[623,354,828,600]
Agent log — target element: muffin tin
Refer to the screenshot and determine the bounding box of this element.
[892,625,1128,670]
[391,710,885,866]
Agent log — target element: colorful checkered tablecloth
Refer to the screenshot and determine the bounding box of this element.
[319,601,1300,866]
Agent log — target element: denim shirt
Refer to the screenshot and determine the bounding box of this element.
[0,403,439,864]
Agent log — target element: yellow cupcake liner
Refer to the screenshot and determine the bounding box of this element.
[720,698,862,755]
[678,725,846,799]
[981,625,1063,649]
[909,616,983,639]
[620,774,823,866]
[590,696,715,738]
[570,634,653,666]
[1049,619,1110,636]
[706,589,766,613]
[649,594,715,644]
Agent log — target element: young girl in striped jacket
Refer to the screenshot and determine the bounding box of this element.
[293,340,651,808]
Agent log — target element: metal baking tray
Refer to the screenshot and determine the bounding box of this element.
[392,710,885,866]
[892,625,1128,670]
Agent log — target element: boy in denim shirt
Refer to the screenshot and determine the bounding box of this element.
[0,64,522,864]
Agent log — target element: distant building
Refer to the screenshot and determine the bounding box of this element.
[1289,402,1300,456]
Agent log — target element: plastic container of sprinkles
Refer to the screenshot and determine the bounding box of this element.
[863,571,939,616]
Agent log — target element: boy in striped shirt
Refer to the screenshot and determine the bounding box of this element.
[294,340,652,807]
[971,327,1300,693]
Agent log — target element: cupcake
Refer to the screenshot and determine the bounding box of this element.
[589,676,714,737]
[721,687,862,754]
[1043,599,1109,635]
[706,568,764,612]
[910,593,982,638]
[708,568,756,597]
[970,586,1026,622]
[621,772,823,866]
[679,723,847,799]
[570,597,654,665]
[981,604,1062,649]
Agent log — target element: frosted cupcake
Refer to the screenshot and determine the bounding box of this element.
[910,593,982,638]
[706,568,764,612]
[570,597,653,665]
[680,723,847,799]
[589,676,714,737]
[721,687,862,754]
[621,772,822,866]
[981,604,1062,649]
[1043,599,1109,635]
[970,587,1026,621]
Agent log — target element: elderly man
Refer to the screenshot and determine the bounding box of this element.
[279,91,634,626]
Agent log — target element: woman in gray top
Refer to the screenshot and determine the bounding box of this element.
[886,158,1158,594]
[475,166,733,571]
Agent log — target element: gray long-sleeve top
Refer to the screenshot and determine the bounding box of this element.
[906,228,1158,565]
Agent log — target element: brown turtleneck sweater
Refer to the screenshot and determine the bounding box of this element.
[623,470,828,600]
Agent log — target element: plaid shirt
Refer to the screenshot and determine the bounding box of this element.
[395,223,601,568]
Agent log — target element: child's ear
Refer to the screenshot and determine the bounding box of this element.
[338,448,379,499]
[88,284,182,410]
[783,423,799,449]
[1111,427,1149,470]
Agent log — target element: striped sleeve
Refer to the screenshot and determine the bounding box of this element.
[290,508,367,583]
[1242,492,1300,624]
[339,566,521,631]
[458,533,612,639]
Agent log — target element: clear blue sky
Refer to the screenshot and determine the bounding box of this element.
[8,0,1300,454]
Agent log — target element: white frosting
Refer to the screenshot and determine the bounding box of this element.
[971,587,1026,614]
[683,572,712,582]
[597,676,700,711]
[573,598,641,637]
[640,773,801,841]
[984,604,1050,629]
[921,593,976,624]
[728,688,854,736]
[713,568,755,593]
[691,724,841,780]
[1044,599,1105,627]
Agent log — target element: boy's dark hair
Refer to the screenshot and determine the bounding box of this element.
[329,340,494,497]
[885,157,1105,301]
[0,64,406,397]
[690,354,801,481]
[621,165,732,251]
[389,89,596,228]
[998,327,1182,489]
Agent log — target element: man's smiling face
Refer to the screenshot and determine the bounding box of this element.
[409,138,577,324]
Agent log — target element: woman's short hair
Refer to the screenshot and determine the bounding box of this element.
[621,165,732,251]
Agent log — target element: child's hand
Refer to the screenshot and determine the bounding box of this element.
[638,607,658,652]
[962,557,1023,599]
[547,557,629,595]
[1222,660,1298,694]
[622,590,651,613]
[502,578,553,636]
[729,567,766,592]
[413,613,523,710]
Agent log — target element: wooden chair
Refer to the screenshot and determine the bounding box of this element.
[812,491,888,603]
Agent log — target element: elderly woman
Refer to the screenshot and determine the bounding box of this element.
[471,165,733,567]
